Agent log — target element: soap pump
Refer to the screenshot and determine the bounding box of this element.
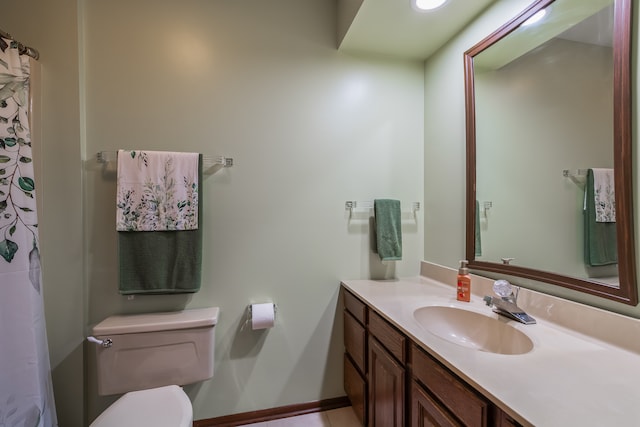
[456,260,471,302]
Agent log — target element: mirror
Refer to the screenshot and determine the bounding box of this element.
[464,0,637,304]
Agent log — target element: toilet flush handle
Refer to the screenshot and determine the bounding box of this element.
[87,336,113,348]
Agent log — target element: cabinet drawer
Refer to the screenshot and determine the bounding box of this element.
[344,310,366,373]
[411,345,488,427]
[344,353,367,426]
[411,380,462,427]
[498,410,523,427]
[369,310,406,363]
[343,288,367,325]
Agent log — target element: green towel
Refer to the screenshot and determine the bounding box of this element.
[584,169,617,266]
[118,155,203,294]
[475,200,482,257]
[374,199,402,261]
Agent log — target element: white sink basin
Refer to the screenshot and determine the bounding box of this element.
[413,306,534,355]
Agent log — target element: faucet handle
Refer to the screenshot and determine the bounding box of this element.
[493,279,513,298]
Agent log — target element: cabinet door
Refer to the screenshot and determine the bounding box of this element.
[368,337,404,427]
[344,310,366,373]
[345,354,367,425]
[411,381,462,427]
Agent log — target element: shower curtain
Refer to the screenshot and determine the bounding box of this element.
[0,37,57,426]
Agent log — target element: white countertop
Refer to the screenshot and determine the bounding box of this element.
[341,269,640,427]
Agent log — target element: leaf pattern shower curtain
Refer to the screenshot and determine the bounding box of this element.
[0,37,57,427]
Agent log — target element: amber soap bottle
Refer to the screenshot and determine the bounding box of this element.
[456,260,471,302]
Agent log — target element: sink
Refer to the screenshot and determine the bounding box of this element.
[413,306,534,355]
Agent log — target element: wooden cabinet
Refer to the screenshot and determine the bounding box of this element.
[497,411,522,427]
[345,353,367,424]
[344,290,368,425]
[344,288,406,427]
[345,310,366,373]
[344,288,367,324]
[411,381,461,427]
[411,344,488,427]
[369,310,406,363]
[368,337,405,426]
[368,318,406,427]
[342,285,525,427]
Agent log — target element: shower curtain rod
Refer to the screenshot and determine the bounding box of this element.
[0,29,39,60]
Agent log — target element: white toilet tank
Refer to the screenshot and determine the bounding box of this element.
[92,307,219,396]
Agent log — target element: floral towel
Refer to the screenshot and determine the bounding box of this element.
[116,150,199,231]
[592,168,615,223]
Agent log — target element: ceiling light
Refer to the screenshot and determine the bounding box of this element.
[521,9,546,27]
[413,0,447,12]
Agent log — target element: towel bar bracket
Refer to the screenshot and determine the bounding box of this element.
[218,157,233,167]
[563,169,588,187]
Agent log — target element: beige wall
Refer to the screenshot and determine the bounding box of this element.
[81,0,424,423]
[423,0,640,317]
[83,0,423,419]
[5,0,640,424]
[3,0,424,423]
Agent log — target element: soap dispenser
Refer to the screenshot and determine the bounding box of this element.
[457,260,471,302]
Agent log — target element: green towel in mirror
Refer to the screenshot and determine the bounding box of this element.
[475,200,482,257]
[584,169,617,266]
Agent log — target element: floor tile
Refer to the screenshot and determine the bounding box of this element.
[266,411,329,427]
[233,406,361,427]
[325,407,362,427]
[236,422,268,427]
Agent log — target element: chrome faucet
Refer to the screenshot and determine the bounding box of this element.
[483,280,536,325]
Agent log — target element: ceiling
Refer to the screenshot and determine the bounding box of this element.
[558,3,613,47]
[338,0,498,60]
[473,0,613,71]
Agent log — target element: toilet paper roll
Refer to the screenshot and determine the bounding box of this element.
[251,303,275,330]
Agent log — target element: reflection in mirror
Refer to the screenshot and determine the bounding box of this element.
[464,0,637,304]
[476,2,615,281]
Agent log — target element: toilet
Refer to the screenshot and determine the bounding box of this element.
[89,307,219,427]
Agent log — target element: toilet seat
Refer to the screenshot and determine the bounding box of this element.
[90,385,192,427]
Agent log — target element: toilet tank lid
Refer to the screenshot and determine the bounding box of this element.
[92,307,219,335]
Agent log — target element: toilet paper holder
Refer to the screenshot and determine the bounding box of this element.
[242,303,277,331]
[247,303,277,320]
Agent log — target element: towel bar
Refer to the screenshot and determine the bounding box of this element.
[96,151,233,169]
[345,200,420,213]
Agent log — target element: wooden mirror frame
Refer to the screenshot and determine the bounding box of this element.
[464,0,637,305]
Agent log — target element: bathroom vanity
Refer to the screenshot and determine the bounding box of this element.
[343,285,516,426]
[342,262,640,427]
